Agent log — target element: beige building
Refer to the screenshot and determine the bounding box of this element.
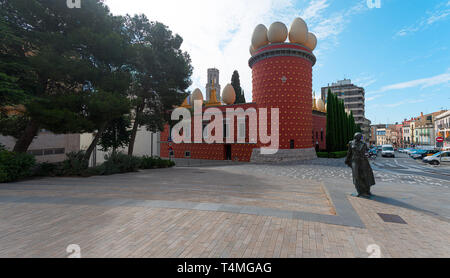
[413,111,447,146]
[321,79,371,141]
[376,127,388,145]
[0,129,160,166]
[434,110,450,150]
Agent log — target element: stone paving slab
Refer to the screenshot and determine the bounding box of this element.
[0,162,449,258]
[0,194,362,228]
[0,168,336,215]
[0,198,448,258]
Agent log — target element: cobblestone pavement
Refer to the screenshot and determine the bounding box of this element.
[0,161,449,258]
[244,158,450,188]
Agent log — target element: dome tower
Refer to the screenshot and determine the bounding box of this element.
[249,19,317,150]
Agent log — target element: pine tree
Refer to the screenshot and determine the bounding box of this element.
[0,0,133,157]
[124,15,193,156]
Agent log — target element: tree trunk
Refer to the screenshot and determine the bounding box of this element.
[128,104,144,157]
[83,122,108,163]
[13,120,40,153]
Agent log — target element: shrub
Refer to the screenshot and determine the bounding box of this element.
[316,151,348,159]
[34,162,61,177]
[61,151,89,176]
[140,156,175,169]
[0,149,36,183]
[99,152,141,175]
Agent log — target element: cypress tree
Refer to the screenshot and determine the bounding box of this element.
[346,113,352,143]
[231,70,246,104]
[349,112,356,139]
[338,98,345,150]
[326,90,333,152]
[342,102,348,149]
[332,93,339,151]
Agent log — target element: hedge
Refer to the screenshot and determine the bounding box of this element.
[317,151,348,159]
[0,149,36,183]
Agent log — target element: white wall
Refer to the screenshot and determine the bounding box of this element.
[93,129,160,166]
[0,133,80,163]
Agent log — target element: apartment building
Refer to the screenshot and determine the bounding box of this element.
[435,110,450,150]
[321,79,370,140]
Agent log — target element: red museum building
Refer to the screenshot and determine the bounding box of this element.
[161,19,327,162]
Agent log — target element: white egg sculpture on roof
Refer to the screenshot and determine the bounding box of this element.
[222,84,236,105]
[317,99,325,111]
[251,24,269,50]
[267,21,288,43]
[289,17,308,45]
[249,45,256,56]
[304,32,317,51]
[191,88,204,106]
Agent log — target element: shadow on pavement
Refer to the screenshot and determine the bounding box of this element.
[371,195,449,223]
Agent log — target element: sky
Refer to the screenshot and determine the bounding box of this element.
[104,0,450,125]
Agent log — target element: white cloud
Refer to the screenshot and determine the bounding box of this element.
[374,72,450,94]
[385,99,425,108]
[104,0,367,102]
[395,2,450,37]
[353,73,377,89]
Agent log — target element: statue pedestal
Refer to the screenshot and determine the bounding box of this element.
[350,193,374,200]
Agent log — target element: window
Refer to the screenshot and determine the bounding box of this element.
[54,148,65,154]
[185,151,191,158]
[237,118,246,140]
[27,148,65,156]
[321,131,324,141]
[30,150,43,156]
[316,132,319,140]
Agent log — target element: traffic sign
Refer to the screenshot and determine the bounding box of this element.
[436,137,444,143]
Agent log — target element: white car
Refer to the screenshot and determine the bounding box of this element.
[381,145,395,158]
[423,151,450,165]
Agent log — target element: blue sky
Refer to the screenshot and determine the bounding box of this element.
[308,0,450,124]
[106,0,450,125]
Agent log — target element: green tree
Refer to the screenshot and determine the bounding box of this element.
[326,90,357,152]
[0,0,133,160]
[326,89,335,152]
[124,14,192,156]
[348,111,356,140]
[231,70,246,104]
[98,115,132,154]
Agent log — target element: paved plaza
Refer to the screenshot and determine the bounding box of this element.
[0,158,449,258]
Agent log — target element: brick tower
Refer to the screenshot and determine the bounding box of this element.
[249,43,316,157]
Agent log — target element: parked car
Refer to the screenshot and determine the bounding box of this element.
[411,150,427,159]
[409,149,423,157]
[398,148,404,153]
[381,145,395,158]
[412,150,439,159]
[423,151,450,165]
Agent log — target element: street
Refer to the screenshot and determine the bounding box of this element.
[371,152,450,183]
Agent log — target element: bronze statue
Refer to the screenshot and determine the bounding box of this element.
[345,133,376,198]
